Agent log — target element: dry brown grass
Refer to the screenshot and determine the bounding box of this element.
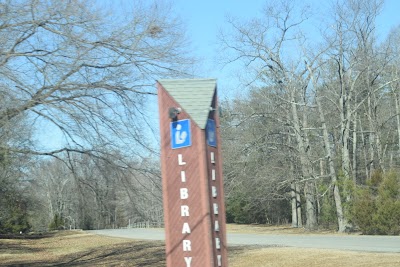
[0,231,165,266]
[0,229,399,266]
[230,247,400,267]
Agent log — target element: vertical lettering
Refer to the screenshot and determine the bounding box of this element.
[212,169,216,181]
[212,186,217,198]
[217,255,222,266]
[182,222,191,234]
[180,188,189,199]
[181,205,189,216]
[178,154,186,165]
[181,170,186,182]
[210,152,215,163]
[213,203,219,215]
[184,257,192,267]
[215,237,221,249]
[215,220,220,232]
[183,240,192,251]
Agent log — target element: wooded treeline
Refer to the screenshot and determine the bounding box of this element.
[1,0,399,235]
[220,0,400,234]
[0,0,188,232]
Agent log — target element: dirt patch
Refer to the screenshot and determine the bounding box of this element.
[0,230,399,266]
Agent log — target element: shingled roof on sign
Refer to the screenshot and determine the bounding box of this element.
[158,78,216,129]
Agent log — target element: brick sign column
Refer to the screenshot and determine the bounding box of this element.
[157,79,228,267]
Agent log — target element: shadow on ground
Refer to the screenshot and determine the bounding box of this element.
[0,231,258,267]
[0,232,57,240]
[0,240,166,267]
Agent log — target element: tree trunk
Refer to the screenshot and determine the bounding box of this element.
[394,86,400,156]
[291,181,299,227]
[367,95,376,175]
[296,183,303,228]
[290,89,317,230]
[289,145,302,228]
[304,182,317,230]
[340,86,352,179]
[352,114,358,184]
[306,61,350,232]
[358,118,370,180]
[316,93,350,232]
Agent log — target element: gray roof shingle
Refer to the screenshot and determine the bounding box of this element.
[158,78,216,129]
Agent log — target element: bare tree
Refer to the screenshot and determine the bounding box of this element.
[384,26,400,168]
[219,0,400,232]
[219,0,322,230]
[0,0,193,232]
[0,0,193,161]
[221,94,294,225]
[29,153,163,230]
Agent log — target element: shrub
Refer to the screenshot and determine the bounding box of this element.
[351,188,376,234]
[351,171,400,235]
[0,186,31,234]
[226,193,252,224]
[319,193,338,229]
[49,213,64,230]
[1,208,31,234]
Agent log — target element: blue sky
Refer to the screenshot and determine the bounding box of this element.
[174,0,267,97]
[173,0,400,97]
[37,0,400,151]
[151,0,400,150]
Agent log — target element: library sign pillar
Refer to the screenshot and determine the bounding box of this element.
[157,79,228,267]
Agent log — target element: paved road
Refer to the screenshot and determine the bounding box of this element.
[91,228,400,253]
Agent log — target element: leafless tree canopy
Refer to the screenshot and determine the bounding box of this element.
[0,0,193,158]
[2,0,399,234]
[0,0,193,232]
[220,0,400,232]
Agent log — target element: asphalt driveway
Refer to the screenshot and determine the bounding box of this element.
[91,228,400,253]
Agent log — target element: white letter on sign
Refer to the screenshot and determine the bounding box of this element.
[182,222,191,234]
[184,257,192,267]
[215,220,220,232]
[213,203,219,215]
[212,186,217,198]
[217,255,222,266]
[215,237,221,249]
[181,205,189,216]
[178,154,186,165]
[212,169,216,181]
[180,188,189,199]
[183,240,192,251]
[181,171,186,182]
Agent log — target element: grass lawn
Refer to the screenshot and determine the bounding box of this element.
[0,228,399,266]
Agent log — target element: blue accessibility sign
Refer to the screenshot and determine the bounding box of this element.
[171,119,191,149]
[206,119,217,147]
